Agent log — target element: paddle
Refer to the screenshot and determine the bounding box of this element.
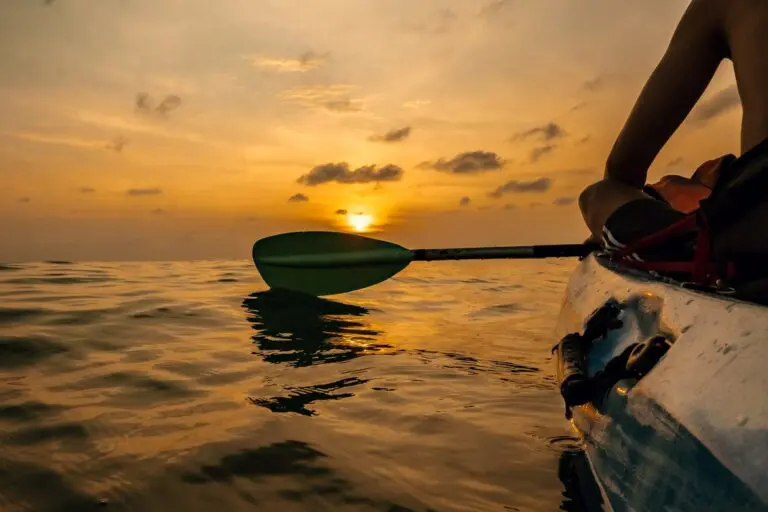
[252,231,599,296]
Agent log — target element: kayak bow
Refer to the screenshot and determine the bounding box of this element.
[554,253,768,511]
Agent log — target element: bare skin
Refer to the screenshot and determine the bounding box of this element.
[580,0,768,241]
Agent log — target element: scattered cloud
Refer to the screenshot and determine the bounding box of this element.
[280,84,354,102]
[79,186,96,194]
[288,193,309,203]
[489,177,552,198]
[419,151,505,174]
[690,85,741,124]
[126,187,163,197]
[335,209,348,215]
[553,196,577,206]
[530,144,557,162]
[151,208,169,215]
[512,122,566,142]
[135,92,183,119]
[667,156,685,168]
[369,126,412,143]
[18,197,31,203]
[280,85,365,114]
[570,101,589,113]
[298,163,404,186]
[582,76,604,93]
[459,196,471,206]
[12,131,103,149]
[324,98,364,113]
[479,0,514,18]
[403,99,431,109]
[249,51,328,72]
[105,135,127,153]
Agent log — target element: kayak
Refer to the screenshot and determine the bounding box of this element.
[554,253,768,511]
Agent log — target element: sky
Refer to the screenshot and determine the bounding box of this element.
[0,0,743,261]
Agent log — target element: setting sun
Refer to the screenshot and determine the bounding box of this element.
[348,213,373,232]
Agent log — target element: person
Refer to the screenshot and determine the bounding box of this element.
[579,0,768,259]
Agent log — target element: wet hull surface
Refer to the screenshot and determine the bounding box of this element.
[556,255,768,512]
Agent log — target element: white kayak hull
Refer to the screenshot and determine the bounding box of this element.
[555,254,768,511]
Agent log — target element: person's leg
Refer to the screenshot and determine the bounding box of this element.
[579,178,653,241]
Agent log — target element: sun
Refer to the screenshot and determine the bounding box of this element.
[347,213,373,232]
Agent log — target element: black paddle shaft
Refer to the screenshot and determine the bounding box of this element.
[412,243,599,261]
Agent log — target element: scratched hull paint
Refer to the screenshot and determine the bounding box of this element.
[556,254,768,512]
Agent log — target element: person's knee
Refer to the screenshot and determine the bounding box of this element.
[578,180,604,217]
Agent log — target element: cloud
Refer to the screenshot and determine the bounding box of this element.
[667,157,685,168]
[369,126,412,143]
[151,208,169,215]
[419,151,505,174]
[690,85,741,124]
[324,98,364,113]
[288,193,309,203]
[155,95,182,116]
[280,84,354,102]
[335,209,348,215]
[530,144,557,162]
[403,99,431,109]
[504,203,517,210]
[79,186,96,194]
[459,196,471,206]
[18,197,31,203]
[280,85,365,113]
[13,131,103,149]
[570,101,589,113]
[578,135,591,145]
[249,51,328,72]
[489,177,552,198]
[553,196,577,206]
[126,187,163,197]
[105,135,127,152]
[582,76,604,93]
[479,0,514,17]
[298,163,404,186]
[135,92,183,118]
[512,122,566,142]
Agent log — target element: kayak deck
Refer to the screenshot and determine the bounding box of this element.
[555,254,768,511]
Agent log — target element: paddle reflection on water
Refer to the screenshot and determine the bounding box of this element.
[241,289,395,416]
[241,289,392,367]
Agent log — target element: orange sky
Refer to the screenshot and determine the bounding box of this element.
[1,0,743,261]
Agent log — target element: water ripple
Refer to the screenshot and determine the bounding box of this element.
[0,259,588,511]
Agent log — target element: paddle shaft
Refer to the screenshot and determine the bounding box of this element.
[413,243,599,261]
[257,243,599,268]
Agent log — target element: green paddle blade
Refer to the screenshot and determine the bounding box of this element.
[252,231,414,296]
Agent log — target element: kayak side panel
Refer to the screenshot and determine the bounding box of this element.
[556,254,768,511]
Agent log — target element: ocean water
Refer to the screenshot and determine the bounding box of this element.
[0,258,601,512]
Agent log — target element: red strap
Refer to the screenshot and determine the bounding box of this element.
[611,211,721,285]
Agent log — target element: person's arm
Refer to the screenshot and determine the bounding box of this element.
[605,0,730,188]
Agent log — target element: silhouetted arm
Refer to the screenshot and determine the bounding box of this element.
[605,0,729,188]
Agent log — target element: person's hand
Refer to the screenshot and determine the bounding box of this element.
[584,234,600,245]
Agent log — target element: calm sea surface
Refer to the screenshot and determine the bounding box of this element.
[0,259,602,511]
